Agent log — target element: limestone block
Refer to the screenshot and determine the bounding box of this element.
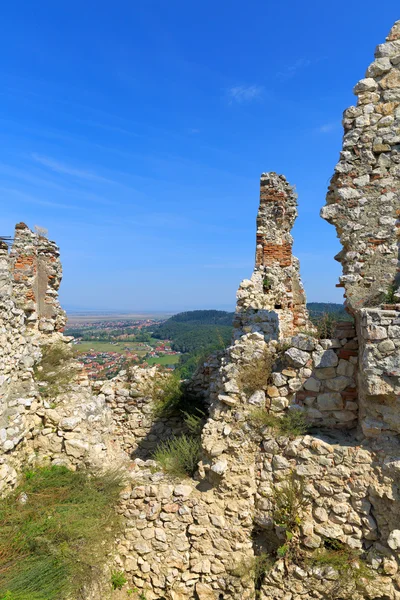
[313,349,339,368]
[317,393,343,411]
[314,367,337,380]
[303,378,321,392]
[325,376,353,392]
[195,582,216,599]
[285,347,310,367]
[249,390,266,405]
[64,438,89,458]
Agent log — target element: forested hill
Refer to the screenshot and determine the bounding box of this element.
[307,302,350,320]
[165,310,234,325]
[150,310,234,353]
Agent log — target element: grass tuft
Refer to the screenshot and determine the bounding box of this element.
[110,571,126,590]
[249,408,308,437]
[152,434,201,477]
[309,541,372,590]
[237,347,274,397]
[0,466,124,600]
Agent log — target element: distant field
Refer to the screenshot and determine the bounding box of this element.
[146,355,180,366]
[67,312,175,325]
[74,341,143,355]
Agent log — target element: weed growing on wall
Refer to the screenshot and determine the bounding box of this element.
[0,466,124,600]
[272,471,308,533]
[309,540,372,595]
[237,347,274,396]
[33,343,76,398]
[249,408,308,437]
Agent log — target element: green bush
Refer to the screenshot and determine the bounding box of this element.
[0,466,124,600]
[152,434,201,477]
[110,571,126,590]
[33,343,76,398]
[182,409,205,435]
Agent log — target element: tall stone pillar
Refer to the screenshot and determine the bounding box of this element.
[234,172,312,340]
[10,223,66,333]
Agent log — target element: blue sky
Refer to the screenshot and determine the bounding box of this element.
[1,1,398,312]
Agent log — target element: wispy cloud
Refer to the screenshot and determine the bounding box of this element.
[0,187,80,210]
[277,58,312,80]
[227,85,264,104]
[317,122,339,134]
[201,261,253,269]
[31,153,111,183]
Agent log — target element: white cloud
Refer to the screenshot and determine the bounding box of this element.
[277,58,312,80]
[227,85,264,104]
[317,122,338,134]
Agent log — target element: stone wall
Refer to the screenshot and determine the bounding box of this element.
[358,307,400,437]
[321,20,400,311]
[92,366,189,459]
[234,173,313,341]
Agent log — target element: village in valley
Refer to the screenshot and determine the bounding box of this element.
[65,315,181,379]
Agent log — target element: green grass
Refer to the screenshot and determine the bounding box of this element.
[0,466,124,600]
[146,355,180,366]
[74,341,139,355]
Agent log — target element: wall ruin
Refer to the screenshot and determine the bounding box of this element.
[234,172,313,341]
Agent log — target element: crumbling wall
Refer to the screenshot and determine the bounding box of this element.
[321,21,400,310]
[321,20,400,439]
[234,173,313,341]
[10,223,66,333]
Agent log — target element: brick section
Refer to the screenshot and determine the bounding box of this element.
[260,242,293,268]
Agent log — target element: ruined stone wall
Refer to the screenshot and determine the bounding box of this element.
[10,223,66,333]
[321,21,400,311]
[321,20,400,443]
[234,173,313,341]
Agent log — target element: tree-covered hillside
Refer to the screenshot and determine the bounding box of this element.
[151,310,234,353]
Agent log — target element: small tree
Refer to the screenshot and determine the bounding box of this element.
[34,225,48,238]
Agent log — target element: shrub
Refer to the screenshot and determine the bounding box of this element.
[111,571,126,590]
[33,343,76,398]
[182,409,205,435]
[384,283,398,304]
[152,434,201,477]
[0,466,124,600]
[237,347,274,396]
[272,471,308,532]
[151,373,184,417]
[278,410,308,437]
[249,408,308,437]
[315,312,338,339]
